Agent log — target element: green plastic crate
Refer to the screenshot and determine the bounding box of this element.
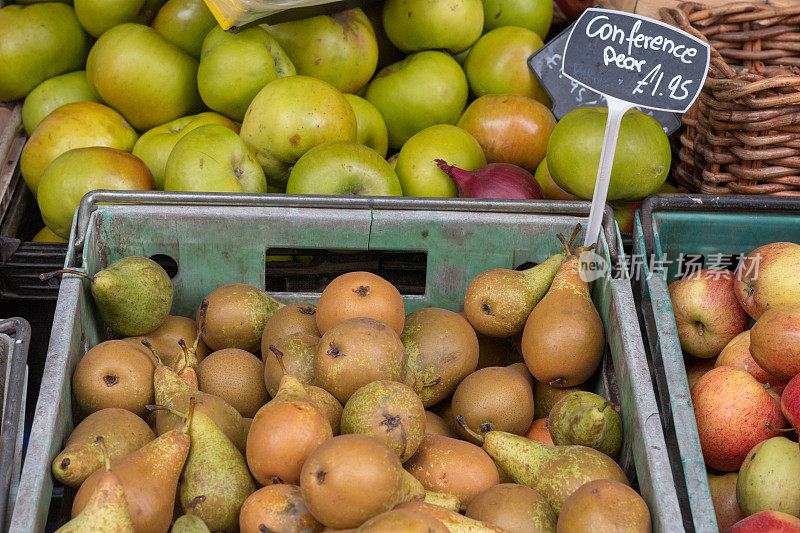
[633,193,800,533]
[12,192,681,532]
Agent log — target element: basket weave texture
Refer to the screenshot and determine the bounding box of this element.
[662,2,800,195]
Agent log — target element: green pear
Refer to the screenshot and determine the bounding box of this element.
[365,51,468,150]
[151,0,217,59]
[22,71,98,135]
[548,391,623,459]
[197,26,295,122]
[55,438,135,533]
[86,23,201,130]
[737,437,800,517]
[458,417,627,514]
[164,124,267,193]
[343,94,388,158]
[0,3,90,101]
[46,256,172,336]
[171,512,210,533]
[74,0,163,38]
[265,8,378,94]
[180,407,256,532]
[132,112,239,189]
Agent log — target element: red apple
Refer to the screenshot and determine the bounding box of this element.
[780,373,800,429]
[456,94,556,172]
[707,472,744,533]
[728,510,800,533]
[686,358,716,392]
[716,330,788,394]
[735,242,800,320]
[668,269,751,359]
[692,366,786,471]
[750,304,800,381]
[554,0,594,20]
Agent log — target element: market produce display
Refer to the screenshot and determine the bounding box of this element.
[668,241,800,531]
[0,0,675,242]
[47,227,653,532]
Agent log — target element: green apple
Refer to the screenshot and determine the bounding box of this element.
[21,102,138,195]
[464,26,550,105]
[152,0,217,59]
[546,107,671,201]
[32,226,68,243]
[534,159,578,201]
[265,8,378,94]
[383,0,483,53]
[365,51,468,150]
[74,0,163,38]
[198,26,295,122]
[240,75,357,186]
[86,23,202,131]
[22,71,98,135]
[286,142,401,196]
[37,147,154,238]
[343,94,388,158]
[0,4,89,101]
[163,124,267,193]
[395,124,485,197]
[481,0,552,39]
[132,112,239,189]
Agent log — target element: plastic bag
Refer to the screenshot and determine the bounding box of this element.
[203,0,345,29]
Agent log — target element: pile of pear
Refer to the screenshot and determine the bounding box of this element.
[53,232,650,533]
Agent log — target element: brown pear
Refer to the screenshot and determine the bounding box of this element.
[239,484,323,533]
[52,408,154,488]
[197,348,268,418]
[300,435,425,529]
[246,373,332,485]
[557,479,651,532]
[533,381,583,420]
[395,501,506,532]
[521,234,605,388]
[72,340,155,417]
[402,308,480,407]
[451,365,534,443]
[261,302,321,354]
[306,385,344,435]
[475,332,523,370]
[199,284,283,352]
[263,332,319,397]
[425,411,456,438]
[356,509,450,532]
[125,315,209,367]
[56,438,135,533]
[466,483,556,533]
[72,429,190,533]
[404,434,500,508]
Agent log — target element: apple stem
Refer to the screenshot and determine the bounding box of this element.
[39,269,94,282]
[696,323,704,336]
[765,423,794,433]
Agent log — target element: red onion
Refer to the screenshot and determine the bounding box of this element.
[435,159,544,200]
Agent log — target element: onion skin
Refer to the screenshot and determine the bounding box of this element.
[435,159,544,200]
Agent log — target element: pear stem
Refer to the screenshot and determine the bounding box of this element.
[268,345,288,375]
[96,436,111,472]
[140,339,163,366]
[455,415,485,445]
[568,223,583,248]
[145,404,186,418]
[39,269,94,282]
[556,233,572,256]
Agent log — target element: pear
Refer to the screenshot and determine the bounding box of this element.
[172,496,211,533]
[263,332,319,397]
[456,416,627,515]
[55,437,135,533]
[548,391,623,459]
[199,284,283,352]
[534,381,583,420]
[395,501,506,532]
[521,231,605,388]
[178,400,256,532]
[52,408,154,487]
[72,427,190,533]
[464,251,566,338]
[737,436,800,517]
[247,349,333,485]
[43,256,173,336]
[125,315,210,367]
[300,434,425,529]
[239,485,324,533]
[341,380,426,461]
[424,491,462,512]
[557,479,651,532]
[356,509,450,532]
[306,385,344,435]
[465,483,556,533]
[147,340,248,453]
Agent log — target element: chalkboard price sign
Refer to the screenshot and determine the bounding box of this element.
[562,8,710,113]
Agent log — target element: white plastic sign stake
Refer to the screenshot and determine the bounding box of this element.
[560,8,710,246]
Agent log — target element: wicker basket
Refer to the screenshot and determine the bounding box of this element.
[661,2,800,195]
